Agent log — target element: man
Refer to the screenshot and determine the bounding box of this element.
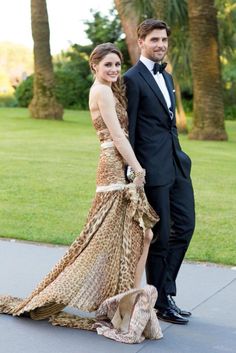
[124,19,195,325]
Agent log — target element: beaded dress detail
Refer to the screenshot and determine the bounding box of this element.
[0,101,162,343]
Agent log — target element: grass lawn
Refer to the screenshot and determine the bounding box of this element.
[0,108,235,266]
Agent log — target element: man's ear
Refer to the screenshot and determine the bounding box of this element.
[138,38,143,49]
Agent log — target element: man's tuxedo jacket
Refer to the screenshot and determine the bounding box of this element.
[124,60,192,187]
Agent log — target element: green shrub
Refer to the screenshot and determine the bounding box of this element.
[15,75,33,107]
[54,65,92,110]
[0,93,17,107]
[182,98,193,113]
[225,105,236,120]
[14,67,92,110]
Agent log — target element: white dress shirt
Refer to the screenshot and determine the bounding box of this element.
[140,55,173,118]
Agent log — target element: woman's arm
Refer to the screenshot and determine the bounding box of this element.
[95,85,144,179]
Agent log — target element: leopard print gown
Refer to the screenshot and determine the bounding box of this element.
[0,102,162,343]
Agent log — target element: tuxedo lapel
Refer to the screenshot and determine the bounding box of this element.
[162,71,175,112]
[137,61,170,116]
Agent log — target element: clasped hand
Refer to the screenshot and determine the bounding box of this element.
[133,175,146,187]
[133,169,146,187]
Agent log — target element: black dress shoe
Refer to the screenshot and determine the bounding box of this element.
[167,295,192,317]
[156,307,189,325]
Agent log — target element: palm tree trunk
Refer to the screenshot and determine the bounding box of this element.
[29,0,63,120]
[114,0,139,64]
[188,0,227,140]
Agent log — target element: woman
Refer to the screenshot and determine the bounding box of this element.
[0,43,162,343]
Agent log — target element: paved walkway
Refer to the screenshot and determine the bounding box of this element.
[0,238,235,353]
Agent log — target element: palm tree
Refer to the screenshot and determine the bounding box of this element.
[188,0,227,140]
[29,0,63,120]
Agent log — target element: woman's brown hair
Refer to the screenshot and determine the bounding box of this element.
[89,43,127,107]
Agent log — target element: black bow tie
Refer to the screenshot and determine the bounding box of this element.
[153,62,167,75]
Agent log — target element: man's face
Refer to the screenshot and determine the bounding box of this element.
[138,29,168,62]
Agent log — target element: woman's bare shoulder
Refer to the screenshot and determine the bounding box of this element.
[89,84,114,116]
[90,83,112,98]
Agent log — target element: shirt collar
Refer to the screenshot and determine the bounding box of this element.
[140,55,156,72]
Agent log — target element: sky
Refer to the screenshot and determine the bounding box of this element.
[0,0,114,54]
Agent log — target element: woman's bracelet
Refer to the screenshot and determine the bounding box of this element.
[135,169,146,178]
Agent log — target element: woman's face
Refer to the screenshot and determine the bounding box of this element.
[94,53,121,85]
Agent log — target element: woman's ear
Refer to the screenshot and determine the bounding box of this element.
[92,64,97,73]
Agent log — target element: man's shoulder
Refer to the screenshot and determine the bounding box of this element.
[124,62,140,78]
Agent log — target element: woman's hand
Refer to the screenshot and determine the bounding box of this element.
[133,169,146,187]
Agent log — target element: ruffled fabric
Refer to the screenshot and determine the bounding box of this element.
[124,183,159,230]
[94,285,163,343]
[0,295,23,314]
[0,285,163,344]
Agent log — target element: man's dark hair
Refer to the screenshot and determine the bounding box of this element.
[137,18,171,39]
